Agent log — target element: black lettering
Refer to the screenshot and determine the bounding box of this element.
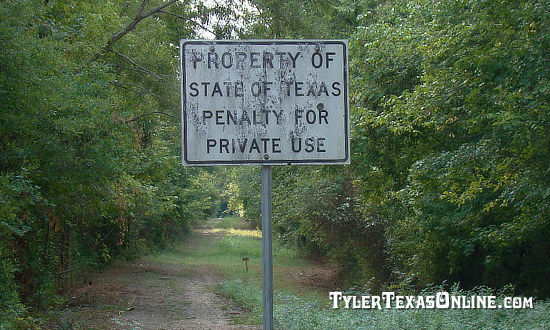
[262,81,273,95]
[251,82,261,96]
[191,52,203,69]
[201,82,210,95]
[319,109,328,124]
[220,139,229,153]
[215,111,225,125]
[202,111,213,124]
[306,110,316,124]
[295,82,304,96]
[275,52,286,68]
[239,110,251,125]
[212,82,223,96]
[291,138,302,152]
[208,52,219,69]
[272,110,283,124]
[288,52,300,68]
[295,109,303,124]
[261,138,270,152]
[235,82,244,97]
[263,51,274,68]
[253,110,261,125]
[318,82,329,96]
[317,138,326,152]
[236,52,247,69]
[224,82,232,96]
[325,52,336,68]
[311,52,323,68]
[238,139,248,153]
[249,139,261,153]
[307,82,316,96]
[331,82,341,96]
[250,52,261,68]
[207,139,216,153]
[189,82,199,97]
[272,138,281,153]
[285,82,293,96]
[304,137,315,152]
[227,111,237,125]
[221,52,233,68]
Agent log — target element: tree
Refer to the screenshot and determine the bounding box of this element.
[0,0,230,325]
[352,0,550,295]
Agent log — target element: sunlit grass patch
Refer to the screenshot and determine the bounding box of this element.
[216,215,253,229]
[196,217,550,329]
[207,228,262,238]
[214,235,262,258]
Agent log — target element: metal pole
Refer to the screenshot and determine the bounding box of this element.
[261,165,273,330]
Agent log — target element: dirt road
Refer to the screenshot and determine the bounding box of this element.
[66,226,260,329]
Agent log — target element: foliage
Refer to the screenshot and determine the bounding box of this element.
[225,0,550,298]
[219,260,550,329]
[0,0,229,323]
[3,0,550,324]
[225,166,262,228]
[271,166,390,287]
[351,0,550,295]
[273,290,550,330]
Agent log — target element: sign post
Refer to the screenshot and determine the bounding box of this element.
[261,165,273,329]
[180,40,348,329]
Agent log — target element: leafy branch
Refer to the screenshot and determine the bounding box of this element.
[91,0,179,62]
[158,10,217,36]
[114,51,178,91]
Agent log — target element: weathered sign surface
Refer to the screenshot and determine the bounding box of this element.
[180,40,349,165]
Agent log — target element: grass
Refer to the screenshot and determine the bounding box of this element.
[271,295,550,329]
[147,216,550,329]
[216,215,253,229]
[145,216,331,324]
[151,217,306,274]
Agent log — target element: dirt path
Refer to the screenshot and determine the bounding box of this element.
[66,227,260,329]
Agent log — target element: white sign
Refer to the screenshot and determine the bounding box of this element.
[180,40,349,165]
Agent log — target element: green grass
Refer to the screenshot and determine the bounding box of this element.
[216,215,253,229]
[150,219,302,277]
[145,216,330,324]
[219,276,550,329]
[148,216,550,329]
[272,293,550,329]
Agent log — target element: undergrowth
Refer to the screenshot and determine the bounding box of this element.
[214,218,550,329]
[219,276,550,329]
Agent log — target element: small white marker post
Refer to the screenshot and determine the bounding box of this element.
[261,165,273,330]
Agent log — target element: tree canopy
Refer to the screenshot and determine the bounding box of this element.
[1,0,549,326]
[228,0,550,296]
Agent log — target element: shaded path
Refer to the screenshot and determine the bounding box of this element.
[67,225,259,329]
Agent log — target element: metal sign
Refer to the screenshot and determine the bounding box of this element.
[180,40,349,165]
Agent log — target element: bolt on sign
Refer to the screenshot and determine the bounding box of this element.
[180,40,349,165]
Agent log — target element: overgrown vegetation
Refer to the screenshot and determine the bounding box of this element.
[220,279,550,329]
[210,218,550,329]
[0,0,233,327]
[227,0,550,297]
[2,0,549,327]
